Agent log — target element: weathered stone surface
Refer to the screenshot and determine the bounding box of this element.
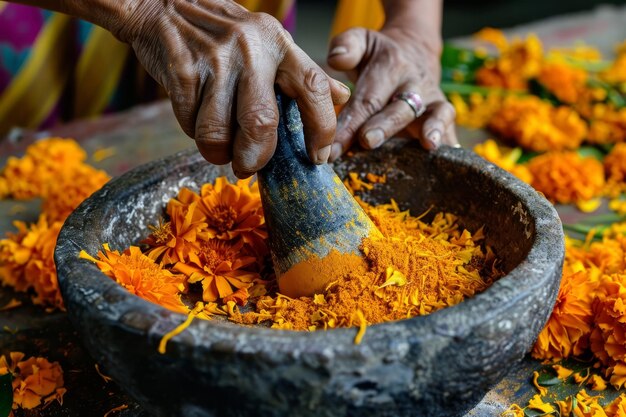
[55,141,564,417]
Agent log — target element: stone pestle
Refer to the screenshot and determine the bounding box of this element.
[256,94,381,298]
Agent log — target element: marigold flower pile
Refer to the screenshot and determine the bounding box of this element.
[0,351,66,415]
[78,174,503,346]
[453,29,626,416]
[461,30,626,210]
[0,138,110,310]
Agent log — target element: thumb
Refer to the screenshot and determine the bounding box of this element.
[327,27,368,72]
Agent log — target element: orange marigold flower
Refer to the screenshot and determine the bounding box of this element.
[537,62,588,104]
[0,215,64,309]
[489,96,587,152]
[0,138,87,200]
[586,104,626,145]
[604,143,626,197]
[174,240,260,303]
[601,45,626,84]
[474,29,543,90]
[473,139,533,184]
[0,351,66,411]
[198,177,268,254]
[143,201,207,266]
[532,270,595,360]
[80,244,189,314]
[590,274,626,389]
[527,151,605,204]
[41,164,110,222]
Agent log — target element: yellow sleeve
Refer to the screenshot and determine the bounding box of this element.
[330,0,385,38]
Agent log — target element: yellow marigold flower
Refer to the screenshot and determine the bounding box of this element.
[474,29,543,90]
[0,351,66,411]
[601,53,626,84]
[41,163,110,222]
[174,239,259,303]
[527,151,604,204]
[552,364,574,380]
[80,244,189,314]
[527,394,555,414]
[500,404,525,417]
[587,374,608,391]
[590,274,626,389]
[532,270,595,360]
[451,92,505,130]
[0,215,64,309]
[576,390,608,416]
[605,393,626,415]
[198,177,267,252]
[586,105,626,145]
[0,137,87,200]
[489,96,587,152]
[538,62,588,104]
[547,44,603,64]
[473,139,533,184]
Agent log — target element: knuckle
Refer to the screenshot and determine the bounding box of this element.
[252,12,279,29]
[195,119,231,143]
[442,102,457,121]
[356,95,383,116]
[303,67,331,99]
[238,106,279,139]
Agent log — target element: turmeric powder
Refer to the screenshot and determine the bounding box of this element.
[85,176,503,343]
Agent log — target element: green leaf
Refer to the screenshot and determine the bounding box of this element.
[537,375,562,387]
[576,146,607,161]
[576,212,626,225]
[562,223,608,238]
[0,373,13,417]
[524,408,551,417]
[517,151,540,164]
[440,82,505,96]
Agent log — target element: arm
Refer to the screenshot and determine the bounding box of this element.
[328,0,457,160]
[8,0,351,177]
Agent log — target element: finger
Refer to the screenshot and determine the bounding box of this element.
[231,69,279,178]
[194,75,236,166]
[327,27,368,76]
[357,90,419,150]
[444,123,459,147]
[330,69,400,161]
[277,48,339,165]
[329,78,351,106]
[420,100,457,149]
[402,100,457,150]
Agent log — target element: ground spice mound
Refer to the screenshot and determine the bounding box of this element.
[82,176,503,344]
[231,201,502,331]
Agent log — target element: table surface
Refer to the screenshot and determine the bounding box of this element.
[2,5,626,416]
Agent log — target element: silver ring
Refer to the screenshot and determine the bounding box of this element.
[392,91,426,119]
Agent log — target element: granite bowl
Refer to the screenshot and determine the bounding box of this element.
[55,141,564,417]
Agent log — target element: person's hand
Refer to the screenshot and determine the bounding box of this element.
[326,27,458,161]
[111,0,350,177]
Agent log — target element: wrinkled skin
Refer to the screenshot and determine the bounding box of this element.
[11,0,456,174]
[328,27,458,161]
[113,0,350,178]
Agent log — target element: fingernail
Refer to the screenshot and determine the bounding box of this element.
[339,82,351,95]
[329,46,348,57]
[363,129,385,149]
[316,145,332,164]
[427,130,441,148]
[330,143,343,161]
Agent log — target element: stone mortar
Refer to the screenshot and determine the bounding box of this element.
[55,141,564,417]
